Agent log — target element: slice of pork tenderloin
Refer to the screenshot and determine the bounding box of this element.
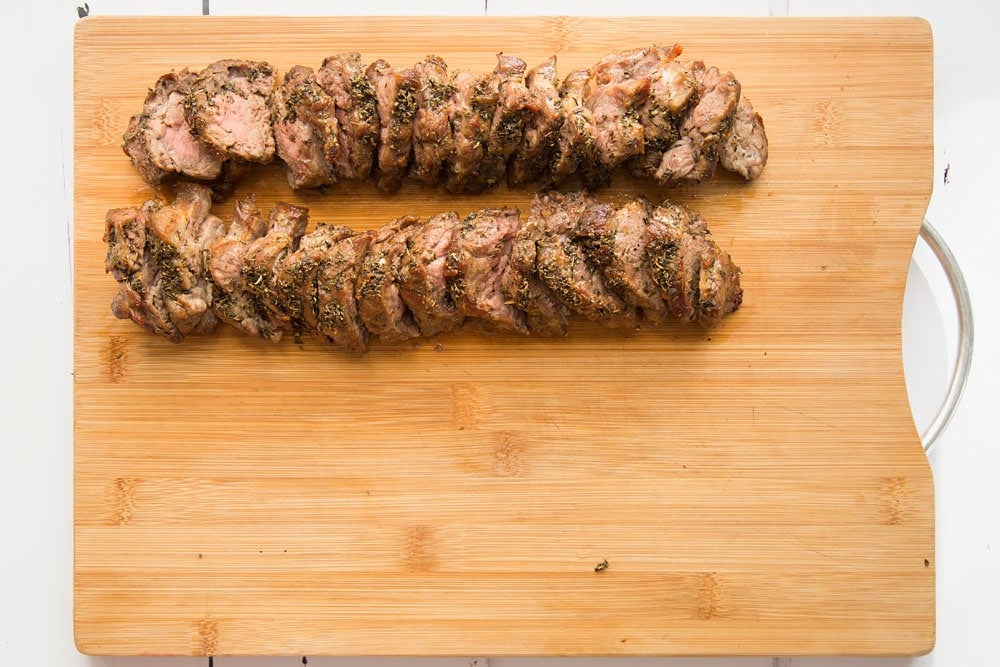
[576,195,669,324]
[316,52,379,181]
[273,223,355,339]
[697,240,743,325]
[185,60,276,165]
[488,54,538,167]
[399,212,464,337]
[123,70,224,186]
[581,48,651,187]
[272,65,339,189]
[547,69,598,187]
[654,61,740,185]
[317,231,375,352]
[719,94,768,180]
[508,56,564,187]
[445,69,504,193]
[105,200,182,342]
[367,59,420,192]
[241,203,310,330]
[411,56,457,187]
[208,196,282,341]
[499,198,570,336]
[145,183,226,336]
[355,215,424,341]
[107,183,225,341]
[645,202,743,324]
[445,208,528,334]
[533,191,638,329]
[644,202,710,323]
[628,44,697,181]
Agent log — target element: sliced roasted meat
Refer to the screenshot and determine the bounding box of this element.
[508,56,564,187]
[241,203,309,329]
[185,60,276,165]
[106,184,224,341]
[399,212,464,336]
[645,203,709,322]
[582,48,651,186]
[645,202,742,323]
[488,54,536,164]
[629,44,697,181]
[273,223,354,337]
[697,243,743,325]
[446,70,503,193]
[500,202,570,336]
[123,70,224,186]
[576,196,668,323]
[411,56,456,187]
[316,53,378,181]
[208,196,281,340]
[316,232,374,352]
[144,183,225,336]
[720,94,768,180]
[126,46,767,194]
[272,65,339,189]
[534,191,637,328]
[107,190,743,348]
[655,61,740,185]
[446,208,527,333]
[367,60,419,192]
[548,69,598,186]
[105,201,182,341]
[356,215,423,341]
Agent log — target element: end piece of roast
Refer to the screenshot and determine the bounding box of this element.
[105,183,224,341]
[122,70,224,185]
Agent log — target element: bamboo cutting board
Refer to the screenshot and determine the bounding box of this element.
[74,16,935,657]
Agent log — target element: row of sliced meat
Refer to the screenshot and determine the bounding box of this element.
[104,184,742,352]
[122,45,768,198]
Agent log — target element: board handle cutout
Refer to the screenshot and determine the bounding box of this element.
[917,219,974,454]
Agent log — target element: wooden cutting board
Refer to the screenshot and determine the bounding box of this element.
[73,16,935,657]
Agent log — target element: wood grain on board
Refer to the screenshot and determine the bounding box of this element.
[74,16,934,656]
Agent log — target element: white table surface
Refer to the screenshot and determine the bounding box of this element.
[1,1,996,666]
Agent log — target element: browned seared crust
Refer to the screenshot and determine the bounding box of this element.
[108,190,742,349]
